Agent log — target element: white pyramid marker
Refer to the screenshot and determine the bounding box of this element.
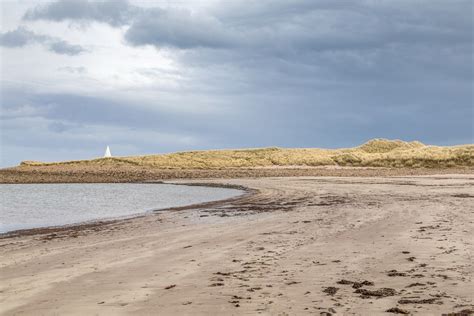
[104,146,112,158]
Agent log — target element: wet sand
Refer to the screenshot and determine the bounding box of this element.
[0,175,473,315]
[1,164,472,183]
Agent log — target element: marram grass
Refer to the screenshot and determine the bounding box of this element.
[21,139,474,169]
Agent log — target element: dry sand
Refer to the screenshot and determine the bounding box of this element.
[0,175,473,315]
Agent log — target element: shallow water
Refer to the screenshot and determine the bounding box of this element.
[0,183,243,233]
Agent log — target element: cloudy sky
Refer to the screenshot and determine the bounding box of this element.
[0,0,472,166]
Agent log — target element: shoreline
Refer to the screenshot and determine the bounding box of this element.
[0,182,256,239]
[1,165,472,184]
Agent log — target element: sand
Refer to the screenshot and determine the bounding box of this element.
[1,164,472,183]
[0,175,473,315]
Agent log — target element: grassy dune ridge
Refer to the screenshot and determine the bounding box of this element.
[21,139,474,169]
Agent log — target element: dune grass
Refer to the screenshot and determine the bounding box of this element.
[21,139,474,169]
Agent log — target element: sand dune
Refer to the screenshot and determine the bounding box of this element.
[19,139,474,169]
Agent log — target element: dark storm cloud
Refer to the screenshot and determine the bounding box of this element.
[23,0,472,52]
[2,0,472,166]
[0,27,86,55]
[124,8,233,49]
[0,88,234,140]
[23,0,138,26]
[21,0,472,86]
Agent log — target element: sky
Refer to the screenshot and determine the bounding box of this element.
[0,0,472,167]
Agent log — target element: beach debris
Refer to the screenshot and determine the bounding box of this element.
[451,194,474,198]
[322,287,339,296]
[336,279,354,285]
[398,298,440,304]
[214,271,232,276]
[352,280,374,289]
[412,274,425,278]
[406,282,425,288]
[247,287,262,292]
[386,307,410,314]
[387,270,407,277]
[355,287,396,298]
[312,261,326,265]
[164,284,176,290]
[210,282,224,287]
[228,295,242,307]
[336,279,374,288]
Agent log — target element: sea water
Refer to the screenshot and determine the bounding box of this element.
[0,183,242,233]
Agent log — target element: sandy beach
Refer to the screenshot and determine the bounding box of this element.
[1,175,473,315]
[2,0,473,314]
